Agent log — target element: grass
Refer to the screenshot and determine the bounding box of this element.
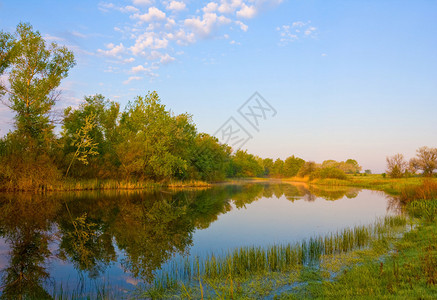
[276,201,437,299]
[0,178,212,192]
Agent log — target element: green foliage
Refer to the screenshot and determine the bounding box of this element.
[312,167,348,180]
[0,22,75,148]
[283,156,305,177]
[228,150,264,177]
[270,158,285,177]
[191,133,231,181]
[65,113,99,177]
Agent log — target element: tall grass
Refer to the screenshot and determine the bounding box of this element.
[400,179,437,203]
[149,215,407,293]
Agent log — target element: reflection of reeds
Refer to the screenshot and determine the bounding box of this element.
[152,215,407,291]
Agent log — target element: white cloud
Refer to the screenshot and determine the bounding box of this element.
[235,20,248,32]
[148,51,176,64]
[236,4,256,18]
[123,57,136,63]
[130,32,169,55]
[132,7,166,23]
[123,76,142,84]
[132,0,154,6]
[96,0,285,81]
[131,64,149,73]
[120,5,139,13]
[97,43,126,57]
[184,12,231,38]
[167,1,186,11]
[203,2,218,13]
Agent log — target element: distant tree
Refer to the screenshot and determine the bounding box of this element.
[364,169,372,174]
[386,154,407,178]
[270,158,284,177]
[409,146,437,177]
[283,155,305,177]
[262,158,274,176]
[229,150,264,177]
[298,161,318,177]
[190,133,231,181]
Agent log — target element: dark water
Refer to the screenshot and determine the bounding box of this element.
[0,182,399,298]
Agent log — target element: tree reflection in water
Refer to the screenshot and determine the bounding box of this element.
[0,183,395,298]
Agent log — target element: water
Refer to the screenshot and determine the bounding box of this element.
[0,182,399,298]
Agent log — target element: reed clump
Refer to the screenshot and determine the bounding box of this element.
[149,215,406,293]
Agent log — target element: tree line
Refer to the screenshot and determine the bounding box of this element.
[0,23,364,190]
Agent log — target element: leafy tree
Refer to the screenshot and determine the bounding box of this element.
[298,161,318,177]
[270,158,284,177]
[0,22,75,148]
[116,91,196,180]
[0,23,75,190]
[283,155,305,177]
[190,133,231,181]
[409,146,437,177]
[262,158,274,176]
[65,114,99,177]
[229,150,264,177]
[62,94,120,178]
[386,154,407,178]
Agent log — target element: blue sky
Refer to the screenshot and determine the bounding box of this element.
[0,0,436,172]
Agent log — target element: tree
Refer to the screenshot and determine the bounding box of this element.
[262,158,274,176]
[386,154,407,178]
[0,22,75,148]
[229,150,264,177]
[270,158,284,177]
[190,133,231,181]
[116,91,196,180]
[283,155,305,177]
[298,161,318,177]
[62,94,120,178]
[65,114,99,177]
[0,23,75,190]
[409,146,437,177]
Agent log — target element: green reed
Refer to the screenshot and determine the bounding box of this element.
[150,215,407,293]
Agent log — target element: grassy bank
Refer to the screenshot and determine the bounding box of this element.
[283,174,437,196]
[0,179,211,192]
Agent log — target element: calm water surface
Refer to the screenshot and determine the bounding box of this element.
[0,183,399,298]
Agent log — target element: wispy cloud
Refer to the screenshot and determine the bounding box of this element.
[123,76,143,84]
[277,21,318,45]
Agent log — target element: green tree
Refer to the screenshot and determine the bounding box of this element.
[283,155,305,177]
[0,23,75,190]
[116,91,196,180]
[0,22,75,148]
[229,150,264,177]
[270,158,284,177]
[62,94,120,178]
[190,133,231,181]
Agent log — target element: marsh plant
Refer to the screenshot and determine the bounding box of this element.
[144,215,407,298]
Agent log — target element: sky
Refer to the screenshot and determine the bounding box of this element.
[0,0,436,173]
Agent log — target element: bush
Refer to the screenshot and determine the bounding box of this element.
[310,167,347,180]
